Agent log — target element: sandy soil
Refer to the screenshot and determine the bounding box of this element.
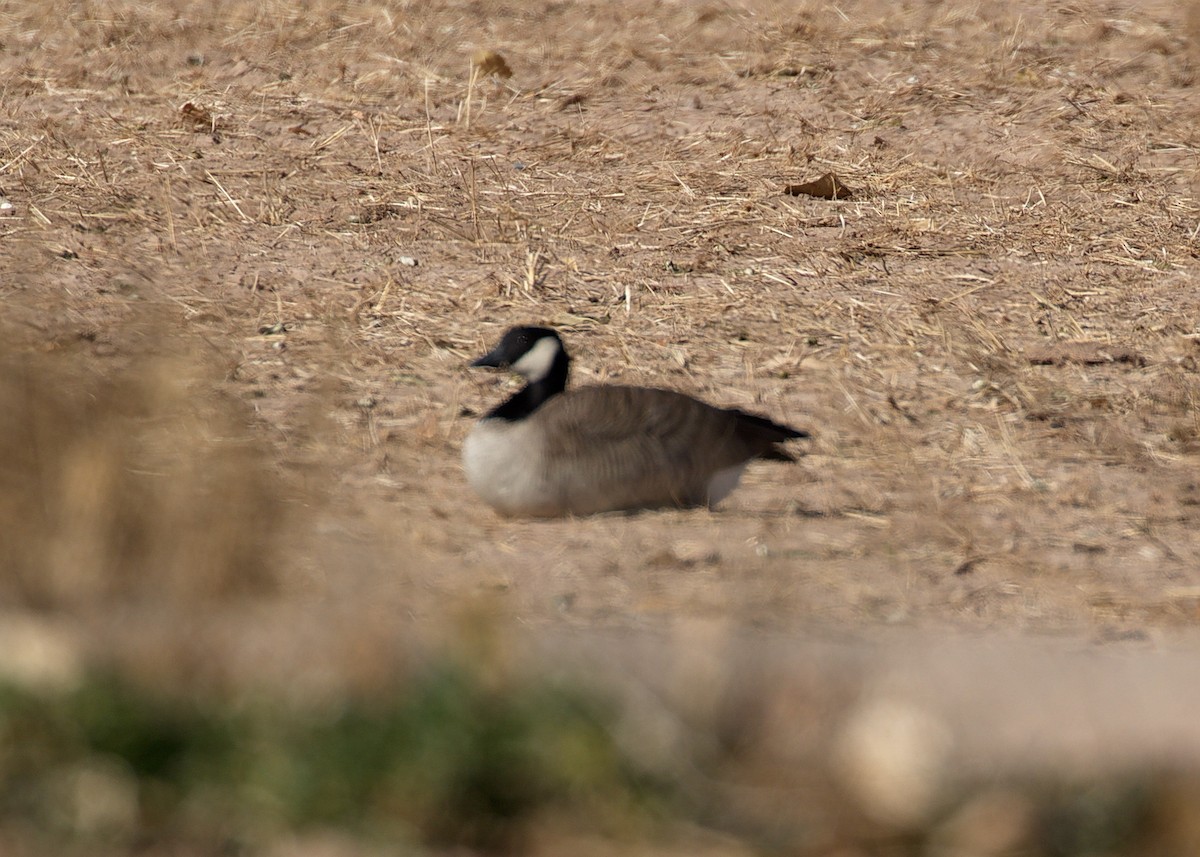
[4,0,1200,850]
[8,0,1199,633]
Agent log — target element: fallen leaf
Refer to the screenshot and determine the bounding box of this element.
[471,49,513,79]
[348,204,393,225]
[785,172,854,200]
[179,101,214,129]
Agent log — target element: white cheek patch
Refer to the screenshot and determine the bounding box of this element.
[511,336,561,381]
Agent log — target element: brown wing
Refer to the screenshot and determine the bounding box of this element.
[532,386,803,511]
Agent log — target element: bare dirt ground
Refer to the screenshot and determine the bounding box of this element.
[5,0,1200,853]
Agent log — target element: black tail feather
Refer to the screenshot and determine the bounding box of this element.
[730,409,810,460]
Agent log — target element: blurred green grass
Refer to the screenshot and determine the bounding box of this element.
[0,663,666,855]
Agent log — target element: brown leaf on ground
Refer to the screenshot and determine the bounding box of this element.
[785,172,854,199]
[179,101,214,130]
[471,49,513,79]
[1024,342,1145,366]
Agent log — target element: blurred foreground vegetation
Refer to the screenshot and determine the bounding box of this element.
[3,662,1200,857]
[0,664,668,856]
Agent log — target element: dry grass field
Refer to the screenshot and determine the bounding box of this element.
[5,0,1200,853]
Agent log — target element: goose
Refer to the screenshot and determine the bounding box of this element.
[462,326,809,517]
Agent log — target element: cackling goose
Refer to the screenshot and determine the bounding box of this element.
[463,326,809,517]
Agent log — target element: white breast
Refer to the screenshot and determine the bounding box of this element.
[706,465,747,506]
[462,419,556,516]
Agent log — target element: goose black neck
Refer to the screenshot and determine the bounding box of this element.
[487,349,571,421]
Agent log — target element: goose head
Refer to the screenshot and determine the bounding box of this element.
[470,326,571,419]
[471,326,568,383]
